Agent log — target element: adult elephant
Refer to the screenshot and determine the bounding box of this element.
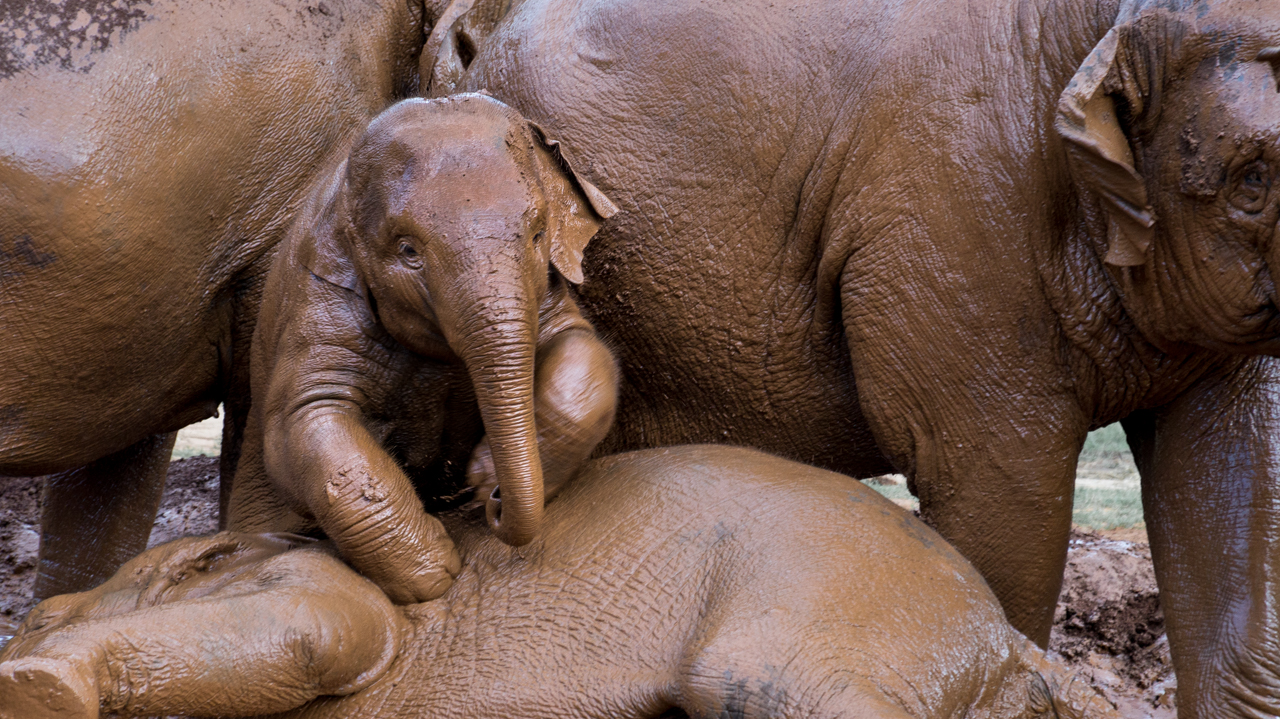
[404,0,1280,714]
[0,0,459,598]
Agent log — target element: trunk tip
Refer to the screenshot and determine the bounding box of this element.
[485,486,540,546]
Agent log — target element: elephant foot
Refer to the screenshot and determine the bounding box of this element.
[0,657,99,719]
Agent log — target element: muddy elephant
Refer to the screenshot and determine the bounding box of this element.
[0,0,473,597]
[391,0,1280,713]
[226,95,620,602]
[0,446,1118,719]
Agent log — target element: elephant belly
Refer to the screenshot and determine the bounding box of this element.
[596,320,889,479]
[0,282,224,475]
[377,363,486,512]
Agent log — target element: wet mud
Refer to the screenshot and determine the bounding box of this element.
[0,462,1172,717]
[1051,530,1177,718]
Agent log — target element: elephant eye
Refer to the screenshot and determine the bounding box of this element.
[532,230,545,246]
[1231,162,1271,214]
[398,238,423,267]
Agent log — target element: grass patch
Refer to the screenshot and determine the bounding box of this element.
[1077,423,1138,481]
[1073,485,1144,530]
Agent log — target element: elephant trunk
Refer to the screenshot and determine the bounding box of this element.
[454,305,543,546]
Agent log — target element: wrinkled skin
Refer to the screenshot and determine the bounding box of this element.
[227,96,620,603]
[0,446,1118,719]
[418,0,1280,713]
[0,0,460,597]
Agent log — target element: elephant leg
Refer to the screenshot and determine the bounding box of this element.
[840,261,1088,645]
[33,432,176,599]
[225,410,313,534]
[674,630,913,718]
[1125,359,1280,719]
[218,266,269,522]
[468,326,619,502]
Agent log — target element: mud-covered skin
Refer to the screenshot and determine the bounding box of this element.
[0,0,432,595]
[0,447,1118,719]
[0,0,153,80]
[228,97,620,604]
[427,1,1280,712]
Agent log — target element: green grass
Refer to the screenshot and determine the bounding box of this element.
[1073,484,1145,530]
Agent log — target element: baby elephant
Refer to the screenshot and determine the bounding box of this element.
[0,446,1116,719]
[229,94,621,604]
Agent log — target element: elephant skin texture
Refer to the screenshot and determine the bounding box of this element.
[411,0,1280,713]
[0,446,1119,719]
[0,0,455,598]
[227,95,620,603]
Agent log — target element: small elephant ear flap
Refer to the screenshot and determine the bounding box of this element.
[1055,27,1156,267]
[529,123,620,284]
[296,163,366,297]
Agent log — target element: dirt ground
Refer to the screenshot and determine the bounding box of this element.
[0,459,1174,717]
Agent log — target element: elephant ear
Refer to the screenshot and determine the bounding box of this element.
[1055,26,1157,267]
[529,123,619,284]
[420,0,476,97]
[296,163,366,297]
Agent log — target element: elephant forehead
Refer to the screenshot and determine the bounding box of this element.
[1190,0,1280,32]
[384,151,538,224]
[1177,59,1280,143]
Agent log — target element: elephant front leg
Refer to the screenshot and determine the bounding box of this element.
[33,432,176,599]
[898,403,1083,646]
[2,536,401,719]
[1128,358,1280,718]
[844,276,1089,644]
[264,405,461,604]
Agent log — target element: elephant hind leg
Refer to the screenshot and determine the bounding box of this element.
[33,432,176,599]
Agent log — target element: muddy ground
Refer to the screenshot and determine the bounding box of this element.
[0,458,1174,717]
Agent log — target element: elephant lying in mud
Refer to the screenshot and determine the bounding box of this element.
[0,0,471,598]
[401,0,1280,712]
[227,95,619,602]
[0,446,1118,719]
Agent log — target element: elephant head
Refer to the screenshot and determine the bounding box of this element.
[299,94,617,546]
[1057,1,1280,354]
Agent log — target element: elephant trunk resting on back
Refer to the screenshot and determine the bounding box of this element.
[227,95,620,603]
[0,446,1118,719]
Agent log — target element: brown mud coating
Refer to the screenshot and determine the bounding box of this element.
[2,447,1119,719]
[0,460,1175,717]
[417,1,1280,713]
[3,0,1280,715]
[228,95,620,604]
[0,0,437,597]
